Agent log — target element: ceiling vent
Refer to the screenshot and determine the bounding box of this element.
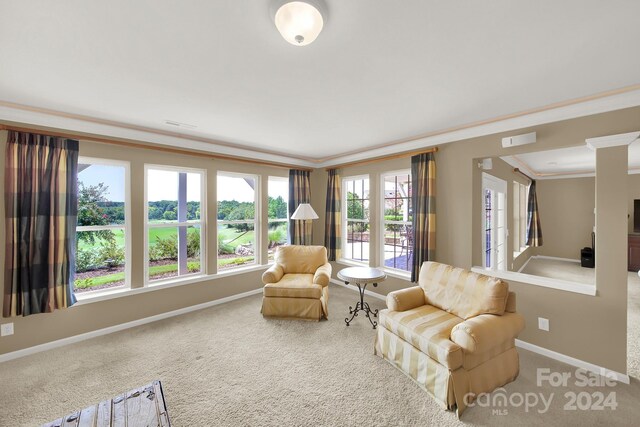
[164,120,197,129]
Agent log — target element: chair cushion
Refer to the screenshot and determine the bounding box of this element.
[263,274,322,299]
[379,305,464,370]
[418,262,509,319]
[275,245,328,274]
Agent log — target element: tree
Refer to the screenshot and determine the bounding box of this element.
[163,210,177,221]
[77,182,113,244]
[268,196,288,219]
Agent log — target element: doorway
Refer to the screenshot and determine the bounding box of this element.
[482,173,507,271]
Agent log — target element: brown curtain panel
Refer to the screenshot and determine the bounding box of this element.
[411,152,436,282]
[526,180,543,246]
[324,169,341,260]
[4,131,79,317]
[288,169,311,245]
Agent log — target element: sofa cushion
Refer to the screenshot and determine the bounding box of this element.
[379,305,464,370]
[263,274,322,299]
[418,262,509,319]
[275,245,328,274]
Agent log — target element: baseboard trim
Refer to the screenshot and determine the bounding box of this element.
[515,339,630,384]
[330,279,387,301]
[517,255,533,273]
[0,288,263,364]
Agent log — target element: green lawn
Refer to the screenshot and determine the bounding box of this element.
[217,226,255,246]
[75,261,201,289]
[77,227,197,251]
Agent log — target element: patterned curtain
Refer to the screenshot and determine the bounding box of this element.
[289,169,311,245]
[526,180,543,246]
[3,131,79,317]
[324,169,341,260]
[411,152,436,282]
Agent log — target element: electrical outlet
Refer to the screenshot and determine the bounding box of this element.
[538,317,550,332]
[1,323,14,337]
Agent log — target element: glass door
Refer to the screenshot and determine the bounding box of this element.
[482,173,507,271]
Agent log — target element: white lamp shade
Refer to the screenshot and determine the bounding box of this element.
[291,203,319,220]
[274,1,324,46]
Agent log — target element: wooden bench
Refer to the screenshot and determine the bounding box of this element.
[41,380,170,427]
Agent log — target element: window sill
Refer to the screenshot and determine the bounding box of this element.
[471,266,597,296]
[74,264,270,305]
[336,259,369,268]
[381,268,412,281]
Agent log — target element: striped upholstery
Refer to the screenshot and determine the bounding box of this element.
[263,275,322,299]
[379,306,463,369]
[418,262,509,319]
[261,245,331,321]
[375,262,524,416]
[375,325,458,409]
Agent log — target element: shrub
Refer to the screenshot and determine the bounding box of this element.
[154,235,178,260]
[99,235,125,267]
[74,278,95,289]
[268,228,286,248]
[218,234,235,255]
[76,247,101,272]
[187,229,200,258]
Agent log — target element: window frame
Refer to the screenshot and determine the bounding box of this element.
[76,156,132,292]
[216,171,261,271]
[380,170,412,276]
[144,164,207,286]
[267,175,289,263]
[340,174,370,265]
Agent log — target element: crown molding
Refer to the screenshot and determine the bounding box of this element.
[1,84,640,169]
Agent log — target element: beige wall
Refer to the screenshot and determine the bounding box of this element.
[2,106,639,374]
[535,177,595,260]
[311,106,640,374]
[0,129,289,355]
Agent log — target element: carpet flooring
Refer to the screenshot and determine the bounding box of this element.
[1,284,639,426]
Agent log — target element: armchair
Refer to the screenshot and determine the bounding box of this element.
[261,245,332,321]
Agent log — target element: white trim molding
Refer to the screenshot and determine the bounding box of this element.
[516,339,630,384]
[471,266,597,296]
[586,131,640,150]
[0,288,263,364]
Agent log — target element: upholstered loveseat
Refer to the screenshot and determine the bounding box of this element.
[374,261,525,415]
[261,245,332,321]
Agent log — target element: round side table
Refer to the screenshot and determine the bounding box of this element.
[337,267,387,329]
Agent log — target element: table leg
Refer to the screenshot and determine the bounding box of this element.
[344,282,378,329]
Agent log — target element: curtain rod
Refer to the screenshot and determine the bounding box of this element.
[325,147,438,171]
[513,168,533,181]
[0,124,313,172]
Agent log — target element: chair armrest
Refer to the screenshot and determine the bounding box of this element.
[313,263,332,287]
[386,286,426,312]
[451,312,525,354]
[262,264,284,284]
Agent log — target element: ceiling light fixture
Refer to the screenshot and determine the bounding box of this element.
[273,0,325,46]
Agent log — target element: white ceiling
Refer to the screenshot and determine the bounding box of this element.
[501,140,640,178]
[1,0,640,162]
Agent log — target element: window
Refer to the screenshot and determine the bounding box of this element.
[342,176,370,263]
[382,172,412,272]
[75,158,130,293]
[482,173,507,270]
[513,181,529,255]
[146,166,205,283]
[217,172,259,271]
[268,176,289,261]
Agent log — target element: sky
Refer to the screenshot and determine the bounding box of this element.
[79,164,289,203]
[78,164,126,202]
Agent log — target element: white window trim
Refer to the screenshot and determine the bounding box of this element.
[217,171,261,270]
[380,170,412,276]
[482,173,508,271]
[267,176,290,263]
[76,157,132,292]
[144,164,207,286]
[339,174,370,265]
